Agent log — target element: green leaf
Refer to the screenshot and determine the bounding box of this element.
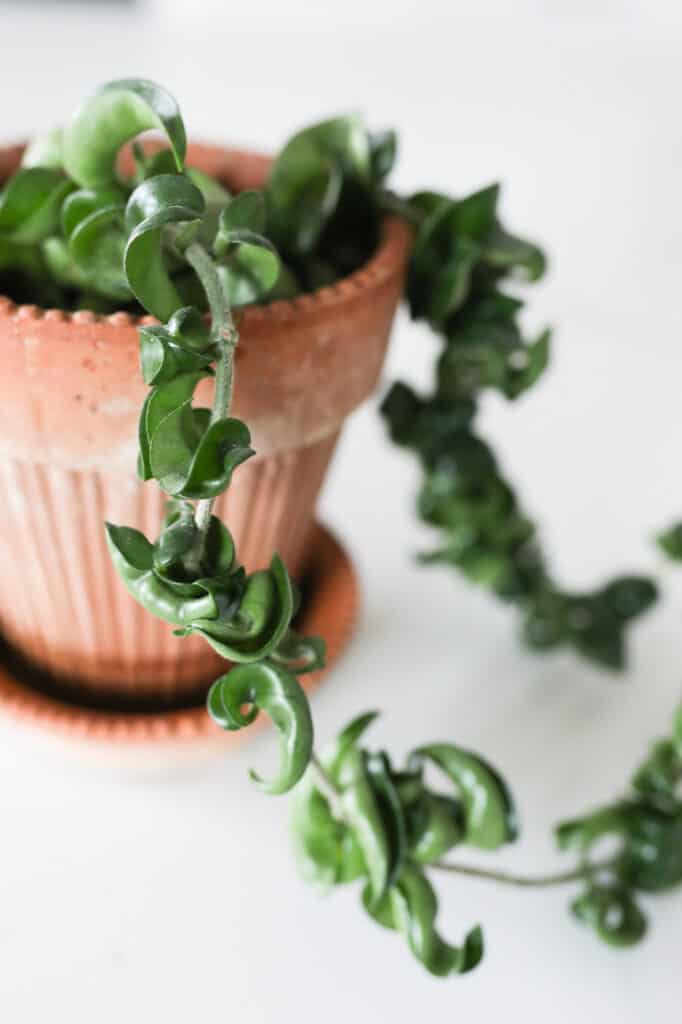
[380,864,484,976]
[338,748,396,905]
[104,524,154,573]
[167,305,212,351]
[138,371,208,481]
[64,192,130,301]
[410,744,517,849]
[0,168,73,244]
[215,228,280,306]
[217,190,266,234]
[138,324,214,385]
[658,522,682,561]
[186,554,294,663]
[124,174,205,320]
[63,78,186,188]
[406,793,464,863]
[324,711,380,782]
[291,770,365,889]
[483,225,546,280]
[105,522,218,626]
[555,802,632,853]
[600,576,659,622]
[153,501,197,571]
[369,130,397,183]
[365,751,408,891]
[571,884,647,948]
[270,630,327,675]
[268,117,374,252]
[150,412,254,499]
[206,661,313,794]
[619,805,682,891]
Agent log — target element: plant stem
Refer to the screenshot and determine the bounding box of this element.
[310,752,345,819]
[429,857,618,889]
[184,241,238,549]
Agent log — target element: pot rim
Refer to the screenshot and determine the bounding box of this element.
[0,141,412,330]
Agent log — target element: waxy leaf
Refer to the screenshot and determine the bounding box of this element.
[291,770,365,889]
[410,744,517,849]
[339,748,397,905]
[571,884,647,948]
[185,554,294,663]
[658,521,682,561]
[406,793,464,864]
[105,522,219,625]
[139,324,214,385]
[215,228,280,306]
[63,78,186,188]
[324,711,380,783]
[270,630,327,675]
[0,168,72,244]
[149,407,253,499]
[167,305,211,351]
[124,174,205,320]
[267,138,342,253]
[364,865,484,976]
[64,191,129,300]
[206,661,313,794]
[138,371,208,481]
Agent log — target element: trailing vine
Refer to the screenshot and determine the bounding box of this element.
[0,79,679,978]
[380,190,658,670]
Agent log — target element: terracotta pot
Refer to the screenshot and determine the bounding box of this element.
[0,141,411,707]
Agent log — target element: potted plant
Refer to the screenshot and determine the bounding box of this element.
[0,79,678,977]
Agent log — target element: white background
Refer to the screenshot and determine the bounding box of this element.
[1,0,681,1019]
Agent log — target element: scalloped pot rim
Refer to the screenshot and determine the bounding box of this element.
[0,140,411,328]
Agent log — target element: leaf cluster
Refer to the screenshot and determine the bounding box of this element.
[556,702,682,946]
[381,184,657,669]
[292,712,516,976]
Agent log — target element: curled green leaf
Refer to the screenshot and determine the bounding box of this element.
[185,554,294,663]
[406,792,464,864]
[0,168,73,244]
[409,744,517,849]
[339,748,398,905]
[138,371,208,481]
[105,523,219,626]
[364,864,484,976]
[270,630,327,675]
[62,188,129,300]
[124,174,205,320]
[291,769,365,889]
[571,884,647,948]
[150,407,254,499]
[206,661,313,794]
[63,78,186,188]
[138,324,214,385]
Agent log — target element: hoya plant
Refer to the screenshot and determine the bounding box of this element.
[0,78,677,977]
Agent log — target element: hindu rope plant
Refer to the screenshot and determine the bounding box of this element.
[0,78,678,978]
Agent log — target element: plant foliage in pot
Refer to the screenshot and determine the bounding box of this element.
[0,79,677,980]
[0,80,657,705]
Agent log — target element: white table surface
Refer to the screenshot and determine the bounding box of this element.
[1,1,681,1019]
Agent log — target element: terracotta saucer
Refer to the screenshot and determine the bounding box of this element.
[0,524,359,745]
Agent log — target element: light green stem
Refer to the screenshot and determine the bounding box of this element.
[184,242,238,553]
[428,857,618,889]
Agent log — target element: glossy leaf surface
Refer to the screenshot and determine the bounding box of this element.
[206,661,313,794]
